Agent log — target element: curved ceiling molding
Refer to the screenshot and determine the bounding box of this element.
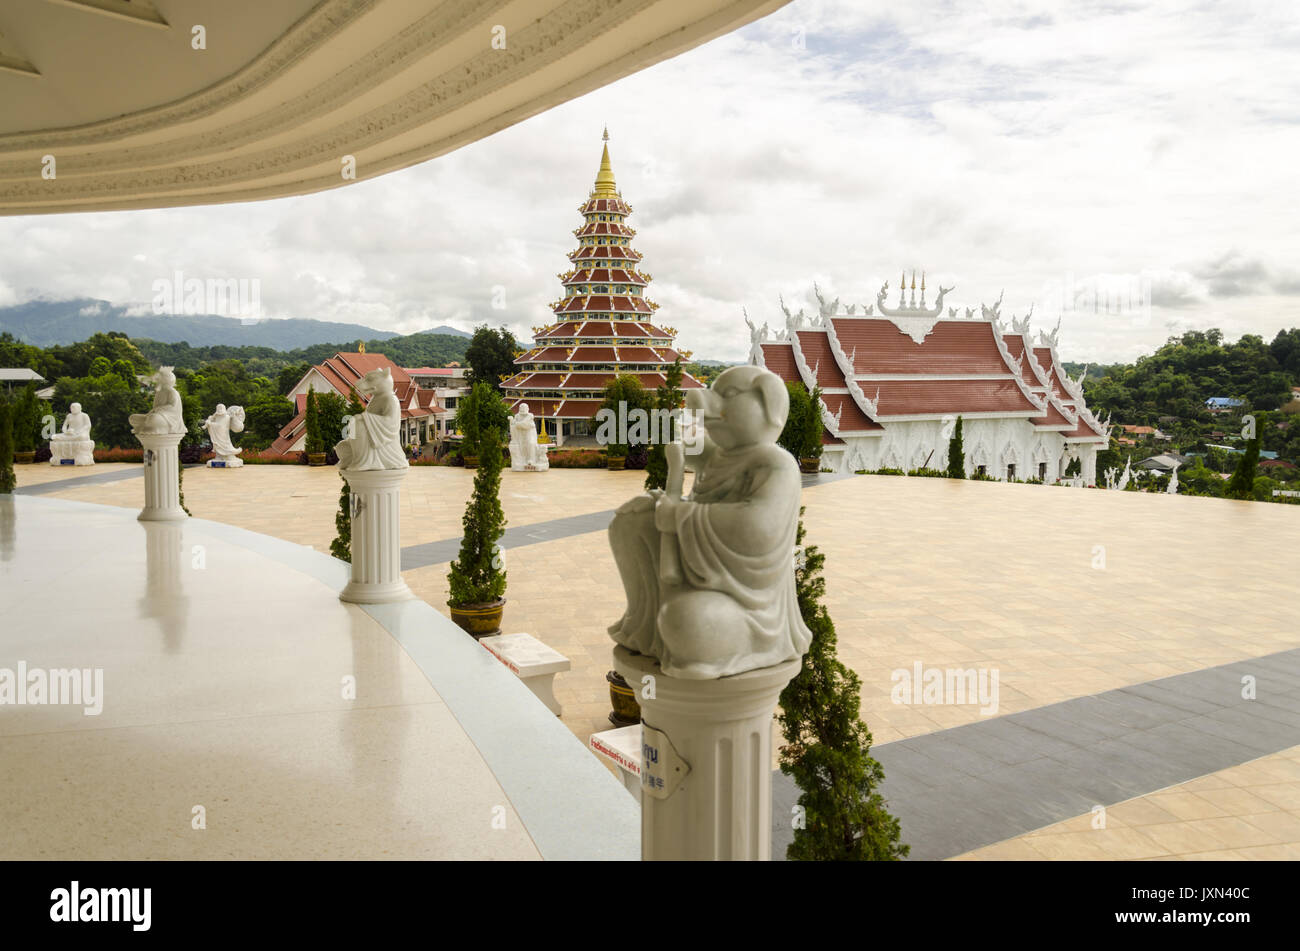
[0,0,790,215]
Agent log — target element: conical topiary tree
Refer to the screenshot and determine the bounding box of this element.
[778,510,908,860]
[330,390,365,562]
[946,416,965,479]
[447,422,507,608]
[0,400,15,494]
[304,389,324,455]
[1226,437,1260,500]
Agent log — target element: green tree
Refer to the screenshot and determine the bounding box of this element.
[946,416,965,479]
[464,325,520,390]
[243,394,296,450]
[10,384,40,453]
[1226,437,1260,500]
[598,373,654,458]
[778,512,907,861]
[330,390,366,562]
[304,390,324,454]
[0,400,15,493]
[778,383,822,460]
[447,421,508,607]
[454,381,510,459]
[644,358,684,490]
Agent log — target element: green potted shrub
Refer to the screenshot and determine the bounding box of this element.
[11,384,39,464]
[598,373,651,471]
[454,382,508,469]
[304,390,327,466]
[446,419,508,637]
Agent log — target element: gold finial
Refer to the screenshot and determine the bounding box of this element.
[358,341,366,353]
[594,129,617,197]
[603,126,609,142]
[911,270,916,290]
[921,272,926,292]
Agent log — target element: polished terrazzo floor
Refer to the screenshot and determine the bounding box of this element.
[12,460,1300,860]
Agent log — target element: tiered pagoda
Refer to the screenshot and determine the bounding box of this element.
[501,131,703,445]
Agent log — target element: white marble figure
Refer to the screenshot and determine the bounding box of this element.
[509,403,549,471]
[202,404,245,467]
[334,369,407,471]
[1166,463,1180,495]
[129,367,186,435]
[50,402,95,466]
[1116,455,1133,491]
[1103,466,1117,491]
[607,365,812,680]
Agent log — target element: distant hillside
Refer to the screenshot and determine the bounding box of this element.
[0,299,401,350]
[420,324,472,339]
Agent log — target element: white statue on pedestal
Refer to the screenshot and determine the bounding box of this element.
[50,402,95,466]
[607,365,812,680]
[509,403,549,471]
[130,367,186,435]
[202,404,245,467]
[334,368,407,471]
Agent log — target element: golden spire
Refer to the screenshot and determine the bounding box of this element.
[594,128,618,197]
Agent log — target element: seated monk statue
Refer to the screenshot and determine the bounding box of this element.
[607,365,812,679]
[129,367,186,435]
[334,368,408,471]
[55,403,92,441]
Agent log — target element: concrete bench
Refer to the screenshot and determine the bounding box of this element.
[589,724,642,802]
[478,633,570,717]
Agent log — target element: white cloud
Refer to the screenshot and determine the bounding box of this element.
[1,0,1298,364]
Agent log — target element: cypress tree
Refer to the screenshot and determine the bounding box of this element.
[330,390,365,562]
[0,401,15,494]
[1226,437,1260,500]
[946,416,965,479]
[777,511,908,860]
[304,390,324,454]
[447,423,508,606]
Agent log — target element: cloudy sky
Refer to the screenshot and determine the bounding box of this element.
[2,0,1299,364]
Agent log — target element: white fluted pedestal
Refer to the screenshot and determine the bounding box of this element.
[339,466,413,604]
[613,645,801,861]
[134,431,187,522]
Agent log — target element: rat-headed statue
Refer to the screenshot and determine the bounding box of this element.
[334,368,408,471]
[607,365,811,679]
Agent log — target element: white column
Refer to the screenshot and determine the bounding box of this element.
[613,645,801,861]
[135,431,187,522]
[339,467,413,604]
[1082,445,1098,486]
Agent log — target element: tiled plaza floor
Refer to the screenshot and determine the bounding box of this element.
[17,460,1300,859]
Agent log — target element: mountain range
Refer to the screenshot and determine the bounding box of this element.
[0,299,471,348]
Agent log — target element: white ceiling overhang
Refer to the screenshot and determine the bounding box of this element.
[0,0,789,215]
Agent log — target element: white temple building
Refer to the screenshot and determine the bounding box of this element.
[749,274,1112,484]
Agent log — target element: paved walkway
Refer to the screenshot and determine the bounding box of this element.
[772,649,1300,859]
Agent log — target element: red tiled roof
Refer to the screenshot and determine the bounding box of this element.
[1031,400,1074,428]
[820,392,884,432]
[1033,348,1067,399]
[872,379,1041,416]
[515,372,566,388]
[831,318,1010,375]
[614,346,662,363]
[570,346,617,363]
[796,332,850,388]
[576,321,613,336]
[1003,336,1045,388]
[760,343,798,380]
[1064,414,1107,439]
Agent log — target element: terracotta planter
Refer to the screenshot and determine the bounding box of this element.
[798,456,821,474]
[448,598,505,639]
[463,454,479,469]
[606,670,641,726]
[607,456,626,471]
[14,451,36,464]
[308,452,327,467]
